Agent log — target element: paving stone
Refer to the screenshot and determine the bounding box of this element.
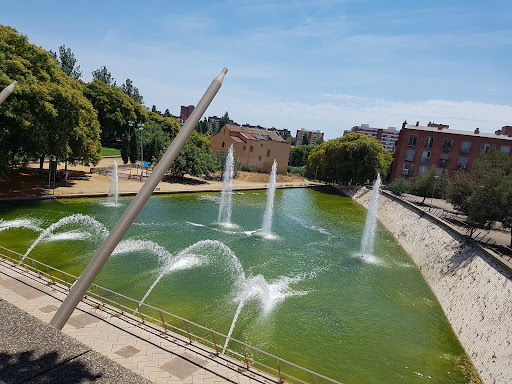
[38,303,59,313]
[0,276,47,299]
[67,311,102,328]
[116,345,141,358]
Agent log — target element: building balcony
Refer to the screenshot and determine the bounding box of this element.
[421,158,430,163]
[439,159,449,167]
[442,146,452,151]
[460,149,470,154]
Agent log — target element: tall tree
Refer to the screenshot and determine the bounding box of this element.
[304,133,392,184]
[0,26,100,175]
[289,145,314,167]
[53,45,83,80]
[120,78,143,104]
[218,111,230,132]
[448,148,512,245]
[302,134,310,146]
[163,108,171,118]
[91,66,114,86]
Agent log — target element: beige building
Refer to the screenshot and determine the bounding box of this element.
[210,125,291,174]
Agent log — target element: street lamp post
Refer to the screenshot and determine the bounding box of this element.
[315,166,319,180]
[138,123,144,181]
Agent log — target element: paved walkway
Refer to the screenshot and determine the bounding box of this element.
[0,261,279,384]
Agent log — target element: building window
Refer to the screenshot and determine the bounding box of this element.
[461,141,471,153]
[501,146,510,154]
[421,151,431,163]
[402,163,413,176]
[424,136,434,148]
[243,145,246,150]
[480,143,491,153]
[408,135,418,147]
[437,168,447,177]
[418,166,428,175]
[405,149,415,161]
[250,146,253,152]
[442,138,453,151]
[458,156,468,169]
[439,153,449,166]
[258,155,261,161]
[221,142,225,148]
[266,149,271,157]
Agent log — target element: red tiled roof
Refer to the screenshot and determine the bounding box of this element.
[230,136,244,143]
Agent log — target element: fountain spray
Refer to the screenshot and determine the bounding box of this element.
[50,68,228,330]
[360,174,381,257]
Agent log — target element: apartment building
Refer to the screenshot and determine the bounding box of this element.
[295,128,324,146]
[344,124,399,153]
[210,125,291,174]
[390,122,512,180]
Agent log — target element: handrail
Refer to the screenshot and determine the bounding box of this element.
[0,245,342,384]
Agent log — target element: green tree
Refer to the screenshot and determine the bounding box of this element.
[91,66,114,86]
[163,109,171,118]
[195,117,209,134]
[448,148,512,245]
[120,78,143,104]
[289,145,314,167]
[216,111,230,133]
[53,45,82,81]
[213,150,241,178]
[409,167,446,203]
[302,134,310,146]
[83,80,142,144]
[316,137,324,145]
[304,133,392,185]
[0,26,100,175]
[168,141,217,177]
[151,105,158,113]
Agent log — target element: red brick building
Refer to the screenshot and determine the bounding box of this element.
[390,122,512,180]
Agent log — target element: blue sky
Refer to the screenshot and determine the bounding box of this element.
[3,0,511,139]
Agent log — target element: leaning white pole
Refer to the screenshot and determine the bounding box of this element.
[50,68,228,330]
[0,81,17,105]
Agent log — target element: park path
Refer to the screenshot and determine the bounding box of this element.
[0,261,277,384]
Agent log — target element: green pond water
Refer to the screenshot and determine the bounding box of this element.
[0,187,476,383]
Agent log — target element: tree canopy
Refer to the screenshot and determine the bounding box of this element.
[120,78,143,104]
[0,26,101,175]
[289,145,314,167]
[304,133,392,184]
[91,66,114,86]
[447,148,512,245]
[51,45,82,81]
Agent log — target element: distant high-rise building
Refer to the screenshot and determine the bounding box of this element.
[344,124,399,153]
[295,128,324,146]
[180,105,195,121]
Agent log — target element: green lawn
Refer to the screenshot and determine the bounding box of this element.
[101,147,121,157]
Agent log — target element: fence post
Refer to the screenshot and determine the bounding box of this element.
[276,358,283,383]
[159,310,167,336]
[211,331,219,356]
[184,320,192,343]
[45,266,56,285]
[136,302,145,323]
[31,260,42,279]
[242,344,249,370]
[115,293,123,315]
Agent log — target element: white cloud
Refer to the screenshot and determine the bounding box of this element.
[216,94,512,139]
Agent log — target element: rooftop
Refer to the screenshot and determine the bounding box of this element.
[403,124,512,141]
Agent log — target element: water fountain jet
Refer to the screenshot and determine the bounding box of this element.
[218,145,235,227]
[360,173,381,259]
[105,161,119,206]
[260,160,277,238]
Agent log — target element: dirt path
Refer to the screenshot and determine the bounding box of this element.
[0,157,317,197]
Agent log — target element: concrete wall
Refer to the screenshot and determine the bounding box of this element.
[340,186,512,384]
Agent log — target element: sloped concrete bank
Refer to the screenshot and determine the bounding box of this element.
[338,186,512,384]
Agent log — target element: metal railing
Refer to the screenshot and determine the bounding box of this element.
[382,190,512,259]
[0,245,342,384]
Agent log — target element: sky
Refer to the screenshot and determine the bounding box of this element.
[2,0,511,139]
